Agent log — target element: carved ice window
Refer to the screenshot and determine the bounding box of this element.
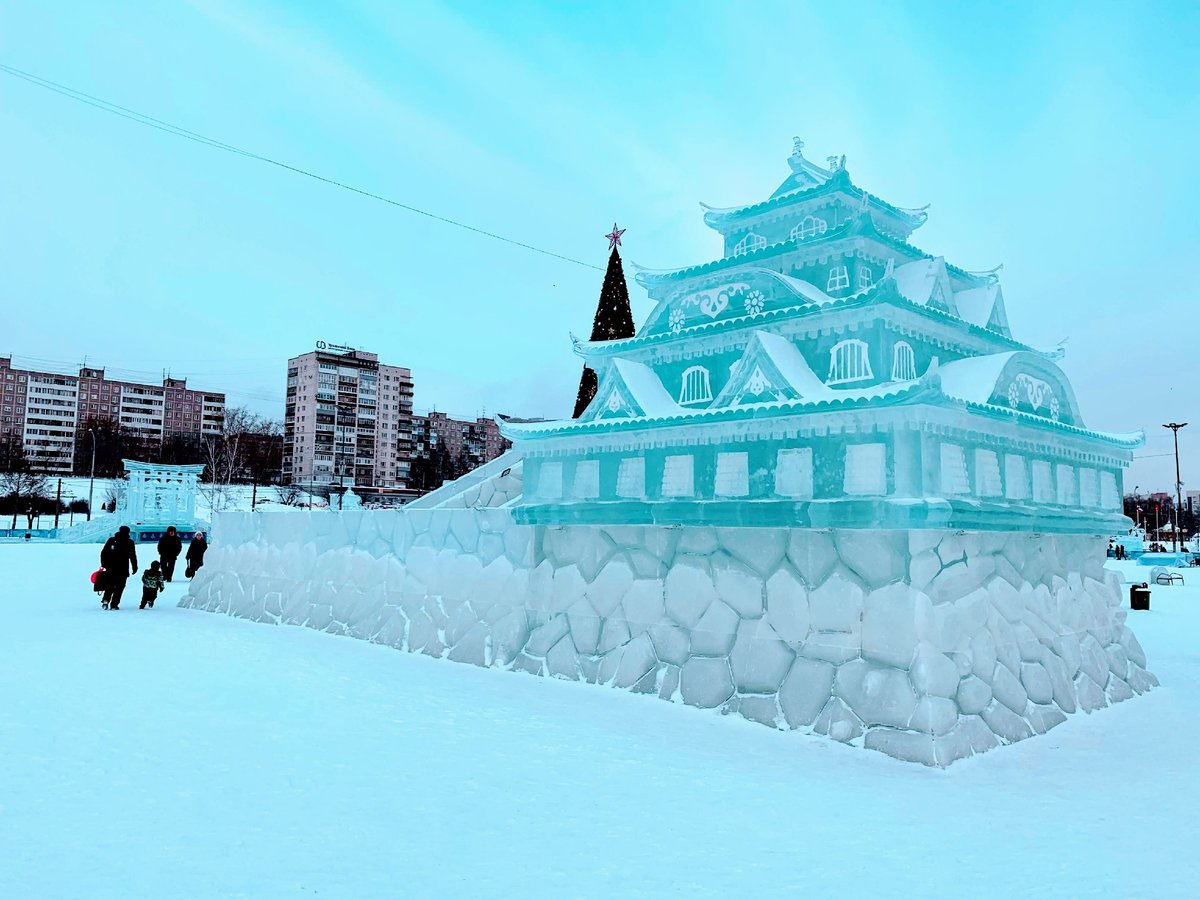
[827,265,850,291]
[844,443,886,495]
[616,457,645,499]
[1032,460,1054,503]
[1056,464,1078,506]
[891,341,916,381]
[535,461,563,500]
[791,216,827,241]
[678,366,712,405]
[858,266,873,289]
[1079,467,1100,507]
[573,459,600,500]
[661,455,694,498]
[827,339,872,384]
[714,452,749,498]
[975,449,1003,497]
[1004,454,1030,501]
[775,447,813,498]
[733,232,766,257]
[939,443,969,496]
[1100,471,1120,509]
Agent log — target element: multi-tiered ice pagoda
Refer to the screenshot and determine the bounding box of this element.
[502,139,1140,531]
[189,138,1155,767]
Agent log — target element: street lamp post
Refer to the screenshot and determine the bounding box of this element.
[1163,423,1188,553]
[86,427,97,521]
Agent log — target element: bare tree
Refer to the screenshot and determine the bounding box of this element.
[104,481,127,514]
[199,407,283,513]
[276,482,303,506]
[0,447,48,529]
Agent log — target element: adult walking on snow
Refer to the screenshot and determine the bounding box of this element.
[157,526,183,582]
[185,531,208,578]
[99,526,138,610]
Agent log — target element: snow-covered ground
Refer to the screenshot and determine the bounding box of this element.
[1,546,1197,898]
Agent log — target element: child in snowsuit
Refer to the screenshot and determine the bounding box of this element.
[140,561,166,609]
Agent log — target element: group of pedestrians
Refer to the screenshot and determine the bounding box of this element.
[95,525,208,611]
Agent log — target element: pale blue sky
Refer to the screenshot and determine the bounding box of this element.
[1,1,1197,490]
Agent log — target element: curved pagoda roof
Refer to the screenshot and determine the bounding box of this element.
[700,156,929,234]
[633,211,987,290]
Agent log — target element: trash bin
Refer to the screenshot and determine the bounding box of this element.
[1130,583,1150,611]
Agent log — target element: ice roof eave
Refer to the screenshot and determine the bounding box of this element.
[635,217,987,289]
[956,399,1146,449]
[700,169,927,232]
[500,381,932,441]
[501,386,1146,452]
[576,284,1034,361]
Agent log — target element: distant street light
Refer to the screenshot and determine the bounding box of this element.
[86,427,97,521]
[1163,423,1188,553]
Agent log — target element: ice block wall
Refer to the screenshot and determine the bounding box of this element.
[183,510,1155,766]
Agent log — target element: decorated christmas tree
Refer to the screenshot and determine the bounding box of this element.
[573,224,636,417]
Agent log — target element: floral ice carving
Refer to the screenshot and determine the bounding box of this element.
[744,290,766,316]
[697,292,729,318]
[744,366,771,396]
[1006,374,1058,420]
[668,308,685,333]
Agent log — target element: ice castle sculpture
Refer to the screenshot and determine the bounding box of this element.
[504,138,1138,530]
[184,139,1155,766]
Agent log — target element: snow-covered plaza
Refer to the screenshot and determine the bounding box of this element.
[2,541,1197,898]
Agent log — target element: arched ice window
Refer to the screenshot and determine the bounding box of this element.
[678,366,712,405]
[891,341,916,381]
[790,216,828,241]
[732,233,767,257]
[827,265,850,291]
[828,339,873,384]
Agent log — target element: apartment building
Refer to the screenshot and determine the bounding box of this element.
[411,411,510,469]
[284,346,414,489]
[0,356,225,473]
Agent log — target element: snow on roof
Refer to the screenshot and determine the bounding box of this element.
[953,283,999,328]
[892,257,941,305]
[754,332,832,398]
[610,359,682,419]
[767,272,840,306]
[935,352,1018,404]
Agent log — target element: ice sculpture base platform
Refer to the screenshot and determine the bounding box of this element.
[183,509,1155,767]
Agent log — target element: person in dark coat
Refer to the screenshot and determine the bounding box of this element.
[185,531,208,577]
[100,525,138,610]
[157,526,183,582]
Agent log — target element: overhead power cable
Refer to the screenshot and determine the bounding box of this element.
[0,61,603,271]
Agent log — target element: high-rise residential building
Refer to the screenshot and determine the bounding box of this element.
[411,412,510,468]
[0,356,225,473]
[283,345,515,494]
[284,346,414,489]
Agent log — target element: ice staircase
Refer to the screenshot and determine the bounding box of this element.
[404,450,524,510]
